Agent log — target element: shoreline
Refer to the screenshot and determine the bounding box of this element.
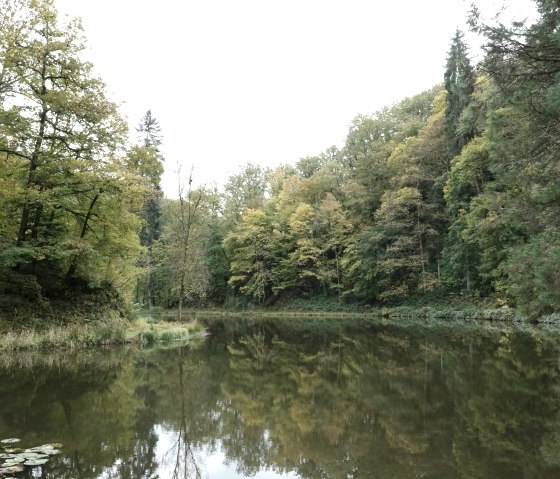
[0,318,203,353]
[2,304,559,353]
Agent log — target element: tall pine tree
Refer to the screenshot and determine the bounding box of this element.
[132,110,164,308]
[444,30,476,158]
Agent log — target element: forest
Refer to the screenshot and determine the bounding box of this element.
[1,0,560,322]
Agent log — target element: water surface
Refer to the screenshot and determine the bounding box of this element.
[1,317,559,478]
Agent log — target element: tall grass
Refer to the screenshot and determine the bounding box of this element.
[0,321,127,352]
[0,318,204,353]
[128,318,204,346]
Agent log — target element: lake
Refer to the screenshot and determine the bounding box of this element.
[1,317,559,478]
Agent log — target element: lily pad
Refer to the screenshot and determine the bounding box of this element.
[29,443,63,450]
[0,439,18,445]
[0,440,62,474]
[30,445,62,455]
[24,458,49,466]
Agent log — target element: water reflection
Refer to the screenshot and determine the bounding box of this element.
[1,319,559,478]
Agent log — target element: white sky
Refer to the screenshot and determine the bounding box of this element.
[53,0,533,198]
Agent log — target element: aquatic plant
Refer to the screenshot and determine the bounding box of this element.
[0,438,62,476]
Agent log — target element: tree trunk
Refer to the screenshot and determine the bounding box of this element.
[335,248,341,299]
[146,263,154,309]
[16,58,48,246]
[178,274,184,323]
[67,192,100,277]
[465,250,471,293]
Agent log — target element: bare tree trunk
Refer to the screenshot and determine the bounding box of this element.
[175,166,203,322]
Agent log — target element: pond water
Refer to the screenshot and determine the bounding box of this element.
[1,317,560,479]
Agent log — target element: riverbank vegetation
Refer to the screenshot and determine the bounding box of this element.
[0,313,203,353]
[1,0,559,327]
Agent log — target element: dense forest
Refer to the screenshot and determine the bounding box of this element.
[1,0,559,320]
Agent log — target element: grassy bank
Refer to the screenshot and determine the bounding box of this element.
[0,316,204,353]
[0,289,206,352]
[3,296,558,353]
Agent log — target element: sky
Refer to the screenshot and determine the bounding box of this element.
[154,425,299,479]
[53,0,533,198]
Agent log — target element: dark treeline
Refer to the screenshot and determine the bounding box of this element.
[1,0,559,320]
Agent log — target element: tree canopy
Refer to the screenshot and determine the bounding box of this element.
[1,0,559,320]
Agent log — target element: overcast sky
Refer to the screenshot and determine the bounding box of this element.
[53,0,532,197]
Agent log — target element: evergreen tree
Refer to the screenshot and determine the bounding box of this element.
[131,111,164,308]
[444,30,476,158]
[467,0,560,312]
[136,109,162,149]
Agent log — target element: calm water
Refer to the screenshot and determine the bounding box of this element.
[1,317,560,479]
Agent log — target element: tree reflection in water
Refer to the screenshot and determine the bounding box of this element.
[169,348,203,479]
[0,319,559,479]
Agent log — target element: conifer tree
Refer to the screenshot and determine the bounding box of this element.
[444,30,476,158]
[133,110,164,308]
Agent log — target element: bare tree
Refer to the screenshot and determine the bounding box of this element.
[171,165,209,321]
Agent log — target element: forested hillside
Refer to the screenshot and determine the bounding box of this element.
[0,0,161,318]
[1,0,559,320]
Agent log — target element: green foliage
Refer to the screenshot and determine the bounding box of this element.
[150,183,212,315]
[224,209,279,303]
[444,29,476,157]
[2,0,559,321]
[0,0,146,313]
[275,203,322,294]
[210,7,560,319]
[129,111,165,309]
[506,232,560,319]
[223,163,269,225]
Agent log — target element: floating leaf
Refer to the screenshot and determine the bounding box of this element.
[0,439,20,444]
[29,443,63,453]
[24,458,49,466]
[29,446,60,456]
[0,440,62,474]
